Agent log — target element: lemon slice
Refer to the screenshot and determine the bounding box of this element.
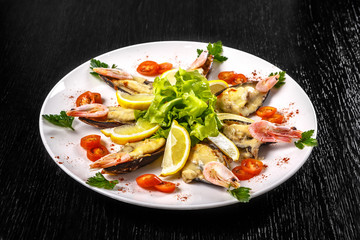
[160,68,179,85]
[101,118,160,145]
[116,91,154,110]
[208,80,229,94]
[160,120,191,176]
[207,132,240,161]
[216,113,255,124]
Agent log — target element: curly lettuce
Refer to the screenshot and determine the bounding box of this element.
[137,68,222,146]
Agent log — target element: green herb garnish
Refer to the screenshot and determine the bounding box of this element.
[90,58,117,77]
[86,172,119,189]
[228,187,251,203]
[197,41,228,63]
[269,71,286,88]
[42,111,75,131]
[295,130,318,149]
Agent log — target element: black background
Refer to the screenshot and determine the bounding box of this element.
[1,0,359,239]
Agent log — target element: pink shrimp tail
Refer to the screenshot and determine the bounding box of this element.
[92,68,133,80]
[255,74,279,92]
[189,51,208,70]
[90,152,131,169]
[248,120,302,143]
[66,103,109,118]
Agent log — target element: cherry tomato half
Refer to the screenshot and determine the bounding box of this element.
[265,113,284,124]
[76,91,102,107]
[80,135,101,150]
[137,61,160,76]
[232,166,255,180]
[136,174,163,188]
[87,145,109,162]
[233,73,248,84]
[158,62,173,74]
[154,181,176,193]
[256,106,277,118]
[218,71,235,83]
[240,159,264,176]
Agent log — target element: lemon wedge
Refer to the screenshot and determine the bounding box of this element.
[160,120,191,176]
[160,68,179,85]
[207,132,240,161]
[208,80,229,94]
[101,119,160,145]
[116,91,154,110]
[216,113,255,124]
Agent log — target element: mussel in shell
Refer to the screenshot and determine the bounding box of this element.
[92,68,153,95]
[188,51,214,78]
[215,82,269,117]
[222,120,262,161]
[91,138,166,174]
[79,106,136,129]
[181,142,231,183]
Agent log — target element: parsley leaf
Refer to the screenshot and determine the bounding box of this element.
[90,58,118,77]
[294,130,318,149]
[42,111,75,131]
[228,187,251,202]
[197,41,228,63]
[269,71,286,88]
[86,172,119,189]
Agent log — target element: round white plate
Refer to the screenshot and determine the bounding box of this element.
[39,41,317,210]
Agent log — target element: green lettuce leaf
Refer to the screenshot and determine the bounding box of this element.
[140,68,222,146]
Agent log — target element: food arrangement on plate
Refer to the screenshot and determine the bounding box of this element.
[41,41,317,205]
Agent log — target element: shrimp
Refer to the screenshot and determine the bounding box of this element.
[90,152,131,169]
[92,68,133,80]
[203,161,241,188]
[255,74,279,92]
[248,120,302,143]
[189,51,209,70]
[66,103,109,118]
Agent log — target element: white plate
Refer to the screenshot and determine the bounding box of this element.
[39,41,317,210]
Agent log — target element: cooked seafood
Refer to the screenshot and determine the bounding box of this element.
[203,161,240,188]
[93,68,153,95]
[248,120,302,143]
[90,138,166,174]
[216,74,280,116]
[221,117,303,160]
[66,104,135,128]
[92,68,133,80]
[181,142,232,185]
[66,103,109,118]
[222,119,262,161]
[189,51,214,78]
[255,74,279,93]
[79,106,136,129]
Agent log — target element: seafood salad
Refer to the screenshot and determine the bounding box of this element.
[41,41,317,205]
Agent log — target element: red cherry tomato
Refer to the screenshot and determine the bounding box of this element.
[86,145,109,162]
[76,91,102,107]
[240,159,264,176]
[158,62,173,74]
[218,71,235,83]
[232,166,255,180]
[154,181,176,193]
[265,113,284,124]
[80,135,101,150]
[136,174,163,188]
[256,106,277,118]
[233,73,248,84]
[137,61,160,76]
[92,93,102,104]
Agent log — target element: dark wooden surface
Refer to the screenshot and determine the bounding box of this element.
[1,0,359,239]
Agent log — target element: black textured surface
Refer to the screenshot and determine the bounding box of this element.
[1,0,359,239]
